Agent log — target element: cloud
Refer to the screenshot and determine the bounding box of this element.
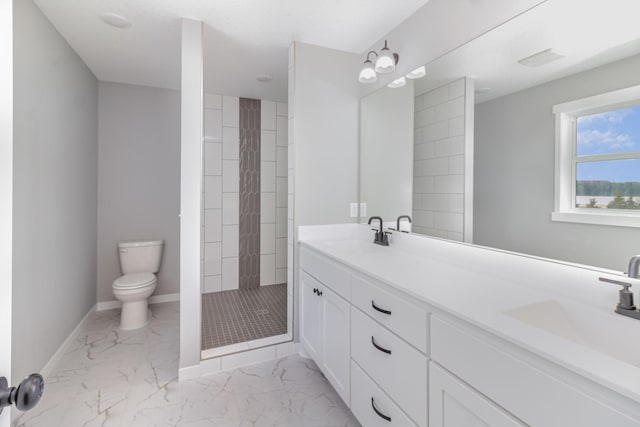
[577,129,636,150]
[578,109,632,126]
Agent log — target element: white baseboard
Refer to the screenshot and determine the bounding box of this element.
[96,292,180,312]
[41,304,96,379]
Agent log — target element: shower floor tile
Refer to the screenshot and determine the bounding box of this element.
[201,283,287,350]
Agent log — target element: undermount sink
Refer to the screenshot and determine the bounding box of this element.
[504,300,640,368]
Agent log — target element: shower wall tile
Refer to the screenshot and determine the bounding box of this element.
[222,160,239,193]
[204,109,222,141]
[204,176,222,209]
[275,238,287,269]
[276,178,287,207]
[204,242,221,276]
[204,142,222,175]
[261,162,276,192]
[239,97,261,289]
[222,225,239,258]
[261,100,276,130]
[260,223,276,255]
[276,102,288,117]
[222,193,239,225]
[276,208,287,239]
[222,257,239,291]
[276,116,287,146]
[202,92,287,292]
[203,274,222,293]
[204,209,222,242]
[276,147,287,177]
[260,193,276,224]
[261,130,276,161]
[260,254,276,286]
[222,127,240,160]
[222,96,240,127]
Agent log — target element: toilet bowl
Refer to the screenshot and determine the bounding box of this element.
[112,240,164,330]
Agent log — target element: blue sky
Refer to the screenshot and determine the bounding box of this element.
[576,105,640,182]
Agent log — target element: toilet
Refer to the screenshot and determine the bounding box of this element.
[112,240,164,330]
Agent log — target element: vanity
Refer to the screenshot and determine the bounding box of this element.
[298,224,640,427]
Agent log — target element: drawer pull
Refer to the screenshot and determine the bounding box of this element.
[371,336,392,354]
[371,300,392,315]
[371,397,392,422]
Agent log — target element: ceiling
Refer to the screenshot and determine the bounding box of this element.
[33,0,430,101]
[413,0,640,103]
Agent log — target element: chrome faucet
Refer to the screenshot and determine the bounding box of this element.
[368,216,389,246]
[396,215,412,233]
[599,255,640,320]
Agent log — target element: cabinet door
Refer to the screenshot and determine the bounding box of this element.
[320,284,351,406]
[429,363,526,427]
[300,271,322,361]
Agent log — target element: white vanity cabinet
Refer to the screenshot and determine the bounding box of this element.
[429,363,526,427]
[299,251,351,406]
[298,241,640,427]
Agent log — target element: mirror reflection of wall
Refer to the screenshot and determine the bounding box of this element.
[358,0,640,271]
[360,77,474,241]
[359,80,414,227]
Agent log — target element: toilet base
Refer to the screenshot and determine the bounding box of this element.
[119,300,150,330]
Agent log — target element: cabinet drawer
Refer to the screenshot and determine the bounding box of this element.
[300,246,350,300]
[431,316,640,427]
[351,307,428,427]
[351,273,428,354]
[351,361,418,427]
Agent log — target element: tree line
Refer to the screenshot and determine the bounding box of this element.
[576,180,640,197]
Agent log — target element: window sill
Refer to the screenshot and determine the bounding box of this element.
[551,210,640,228]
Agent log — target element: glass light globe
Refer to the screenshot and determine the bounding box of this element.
[358,60,377,83]
[387,76,406,89]
[375,49,395,74]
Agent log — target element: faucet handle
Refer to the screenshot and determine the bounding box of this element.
[599,277,632,290]
[600,277,636,310]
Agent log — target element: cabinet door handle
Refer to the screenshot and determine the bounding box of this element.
[318,290,323,296]
[313,288,317,294]
[371,300,392,315]
[371,397,392,422]
[371,336,392,354]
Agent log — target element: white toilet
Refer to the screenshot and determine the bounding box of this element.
[112,240,164,330]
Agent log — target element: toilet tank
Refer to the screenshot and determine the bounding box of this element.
[118,240,164,274]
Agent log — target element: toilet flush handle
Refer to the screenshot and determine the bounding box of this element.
[119,248,128,253]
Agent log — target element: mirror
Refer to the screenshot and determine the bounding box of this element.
[359,0,640,272]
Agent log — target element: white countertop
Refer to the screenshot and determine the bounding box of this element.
[298,224,640,405]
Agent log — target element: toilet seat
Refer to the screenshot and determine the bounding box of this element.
[113,273,156,290]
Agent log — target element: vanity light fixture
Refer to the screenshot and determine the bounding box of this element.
[375,40,399,73]
[358,40,399,83]
[387,76,406,89]
[406,65,426,79]
[358,52,378,83]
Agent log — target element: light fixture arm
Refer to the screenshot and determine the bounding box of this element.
[365,51,378,62]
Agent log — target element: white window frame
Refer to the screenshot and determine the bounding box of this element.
[552,84,640,228]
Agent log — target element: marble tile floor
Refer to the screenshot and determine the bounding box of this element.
[14,302,359,427]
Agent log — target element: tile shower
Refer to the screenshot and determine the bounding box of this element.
[202,94,288,352]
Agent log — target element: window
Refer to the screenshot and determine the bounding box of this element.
[552,85,640,227]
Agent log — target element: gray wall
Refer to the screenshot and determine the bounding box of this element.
[474,53,640,272]
[293,42,361,227]
[97,82,180,302]
[12,0,98,379]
